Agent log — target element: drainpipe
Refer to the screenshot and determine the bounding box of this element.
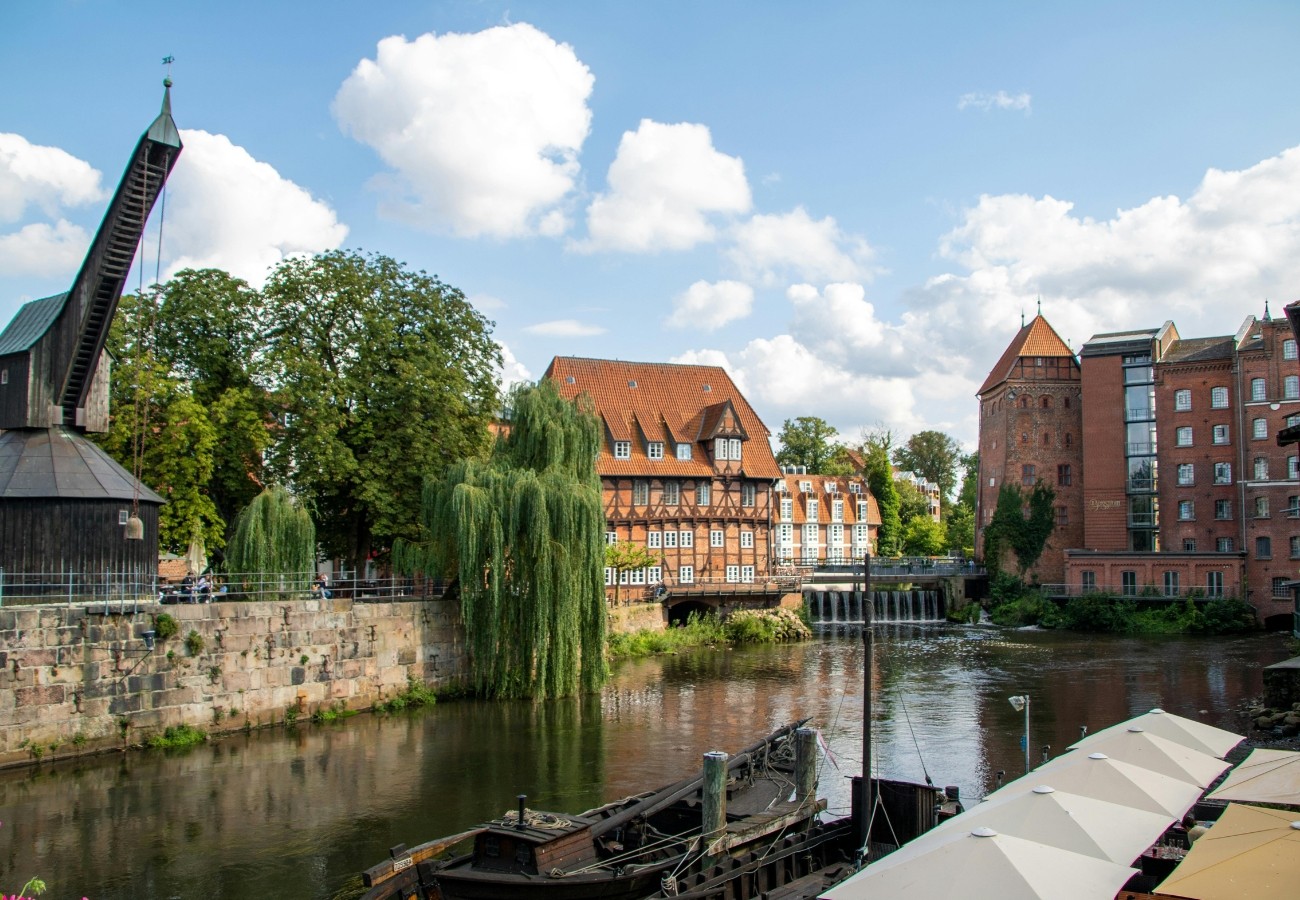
[1234,347,1247,593]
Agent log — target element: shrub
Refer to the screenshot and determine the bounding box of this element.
[184,630,204,656]
[375,676,438,713]
[153,613,179,640]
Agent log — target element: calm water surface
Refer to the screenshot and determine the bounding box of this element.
[0,625,1289,899]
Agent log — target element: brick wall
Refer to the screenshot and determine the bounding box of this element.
[1080,354,1131,550]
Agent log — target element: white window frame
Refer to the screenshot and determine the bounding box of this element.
[1253,418,1268,439]
[1176,426,1192,447]
[613,440,631,459]
[679,566,694,584]
[1251,377,1267,401]
[647,442,664,460]
[680,530,694,548]
[780,497,793,522]
[741,482,756,506]
[806,498,819,522]
[696,481,710,506]
[605,532,618,545]
[676,443,692,460]
[740,565,755,584]
[1214,462,1232,484]
[740,530,754,548]
[629,568,646,585]
[633,480,649,505]
[1177,464,1194,486]
[710,529,724,548]
[1211,386,1229,408]
[1178,500,1193,520]
[832,499,844,522]
[725,565,740,584]
[1287,375,1300,400]
[663,481,680,505]
[647,531,662,549]
[1174,389,1191,411]
[604,567,615,586]
[1286,339,1298,361]
[714,438,729,460]
[828,524,844,549]
[647,566,662,584]
[728,438,742,460]
[664,531,678,548]
[1290,456,1299,480]
[1254,457,1269,480]
[1212,424,1229,444]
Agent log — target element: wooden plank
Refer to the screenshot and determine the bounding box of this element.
[362,827,483,888]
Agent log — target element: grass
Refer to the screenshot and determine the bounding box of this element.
[146,724,208,749]
[375,676,438,713]
[311,703,360,724]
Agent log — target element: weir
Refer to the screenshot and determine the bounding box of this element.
[804,588,945,624]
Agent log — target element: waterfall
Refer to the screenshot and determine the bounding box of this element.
[805,588,946,624]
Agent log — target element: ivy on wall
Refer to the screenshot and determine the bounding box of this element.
[983,481,1056,576]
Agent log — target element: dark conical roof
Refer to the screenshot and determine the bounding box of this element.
[0,428,164,502]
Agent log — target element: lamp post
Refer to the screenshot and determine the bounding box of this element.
[1008,694,1030,774]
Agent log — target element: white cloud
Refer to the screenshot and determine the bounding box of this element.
[162,129,347,286]
[726,207,875,286]
[469,292,507,312]
[666,280,753,330]
[0,220,92,276]
[334,23,594,238]
[0,133,105,223]
[579,120,751,252]
[958,91,1032,113]
[524,318,606,337]
[496,340,532,389]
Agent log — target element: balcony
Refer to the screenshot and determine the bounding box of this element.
[1125,406,1154,422]
[1126,514,1157,527]
[1126,477,1156,493]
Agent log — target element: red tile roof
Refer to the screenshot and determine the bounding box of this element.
[978,315,1077,395]
[544,357,782,479]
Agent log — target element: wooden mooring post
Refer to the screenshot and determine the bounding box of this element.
[701,750,728,868]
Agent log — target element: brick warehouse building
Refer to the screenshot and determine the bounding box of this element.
[546,357,784,600]
[977,307,1298,628]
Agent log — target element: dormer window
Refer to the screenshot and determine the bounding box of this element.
[729,438,741,460]
[715,438,728,460]
[848,482,862,495]
[799,480,812,493]
[826,482,838,494]
[676,443,692,460]
[647,441,664,460]
[613,441,631,459]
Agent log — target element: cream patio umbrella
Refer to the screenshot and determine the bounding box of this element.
[1071,708,1242,759]
[1042,726,1229,788]
[859,785,1173,869]
[820,825,1137,900]
[985,751,1203,818]
[1205,748,1300,806]
[1155,803,1300,900]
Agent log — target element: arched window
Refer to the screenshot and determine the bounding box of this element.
[1064,396,1071,409]
[1065,433,1073,447]
[1019,395,1030,408]
[1041,396,1053,408]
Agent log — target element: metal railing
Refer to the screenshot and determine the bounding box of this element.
[0,569,444,608]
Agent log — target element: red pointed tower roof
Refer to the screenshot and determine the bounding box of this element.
[978,315,1076,395]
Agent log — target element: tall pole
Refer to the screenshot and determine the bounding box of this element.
[857,549,873,854]
[1023,696,1031,775]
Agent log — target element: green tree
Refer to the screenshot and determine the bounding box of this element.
[902,516,947,556]
[776,416,840,473]
[397,380,607,699]
[863,436,901,555]
[95,289,225,553]
[892,430,965,515]
[263,250,500,569]
[227,485,316,597]
[151,269,271,531]
[946,452,978,556]
[895,478,931,526]
[605,542,662,605]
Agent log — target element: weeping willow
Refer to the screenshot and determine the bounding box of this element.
[228,485,317,599]
[395,380,606,700]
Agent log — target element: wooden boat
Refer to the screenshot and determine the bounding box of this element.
[361,721,827,900]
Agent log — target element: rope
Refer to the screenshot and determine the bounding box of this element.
[499,808,571,831]
[128,155,150,516]
[898,689,932,786]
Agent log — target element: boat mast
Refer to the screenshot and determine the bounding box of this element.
[857,549,874,855]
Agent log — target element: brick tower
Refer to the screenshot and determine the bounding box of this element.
[976,314,1084,583]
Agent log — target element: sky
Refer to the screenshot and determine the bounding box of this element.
[4,1,1300,450]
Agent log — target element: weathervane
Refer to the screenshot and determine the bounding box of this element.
[162,55,175,84]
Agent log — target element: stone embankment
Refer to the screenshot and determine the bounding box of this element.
[0,597,466,769]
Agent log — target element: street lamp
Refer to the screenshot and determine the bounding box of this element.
[1008,694,1030,774]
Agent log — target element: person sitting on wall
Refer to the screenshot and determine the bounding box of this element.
[180,573,195,603]
[312,573,332,599]
[196,573,212,603]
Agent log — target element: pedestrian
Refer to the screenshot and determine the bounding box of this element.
[313,573,332,600]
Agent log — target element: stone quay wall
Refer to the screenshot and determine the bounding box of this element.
[0,597,467,769]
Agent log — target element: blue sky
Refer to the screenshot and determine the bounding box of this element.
[4,1,1300,447]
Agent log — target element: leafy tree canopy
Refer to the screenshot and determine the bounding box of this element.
[263,250,501,569]
[892,430,965,511]
[776,416,841,473]
[902,515,947,556]
[396,380,606,699]
[863,441,901,555]
[895,478,931,526]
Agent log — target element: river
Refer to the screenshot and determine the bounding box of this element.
[0,624,1290,899]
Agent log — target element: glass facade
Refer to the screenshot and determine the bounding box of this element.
[1123,354,1159,551]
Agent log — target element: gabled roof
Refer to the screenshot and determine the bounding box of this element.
[778,474,880,525]
[1161,336,1234,365]
[978,315,1077,395]
[0,293,68,356]
[545,356,781,479]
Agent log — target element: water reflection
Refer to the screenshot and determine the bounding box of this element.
[0,625,1288,899]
